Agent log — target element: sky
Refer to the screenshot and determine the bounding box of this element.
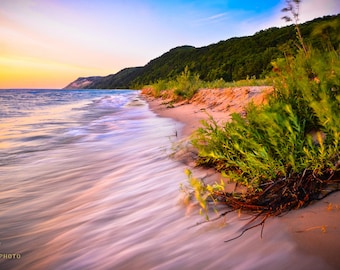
[1,0,339,89]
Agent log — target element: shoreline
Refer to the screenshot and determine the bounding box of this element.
[142,87,340,269]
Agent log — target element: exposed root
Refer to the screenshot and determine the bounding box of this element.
[224,213,269,243]
[188,169,340,242]
[218,170,340,217]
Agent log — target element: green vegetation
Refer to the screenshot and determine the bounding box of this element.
[84,67,143,89]
[65,14,339,90]
[145,66,202,100]
[133,13,339,88]
[193,49,339,187]
[143,67,271,101]
[134,14,339,88]
[183,1,340,228]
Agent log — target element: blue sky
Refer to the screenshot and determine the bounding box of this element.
[1,0,339,88]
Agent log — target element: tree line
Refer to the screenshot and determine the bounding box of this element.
[65,14,339,89]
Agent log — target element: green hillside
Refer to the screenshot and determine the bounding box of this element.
[65,14,339,89]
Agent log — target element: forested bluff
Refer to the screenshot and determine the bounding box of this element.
[64,14,339,90]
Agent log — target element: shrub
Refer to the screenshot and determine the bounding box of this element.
[173,66,202,99]
[190,47,340,216]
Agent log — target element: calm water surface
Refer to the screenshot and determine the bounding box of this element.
[0,89,331,269]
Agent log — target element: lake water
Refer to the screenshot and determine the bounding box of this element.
[0,89,331,269]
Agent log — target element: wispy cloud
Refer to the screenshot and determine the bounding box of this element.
[194,12,230,25]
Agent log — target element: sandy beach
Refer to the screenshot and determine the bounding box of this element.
[142,86,340,269]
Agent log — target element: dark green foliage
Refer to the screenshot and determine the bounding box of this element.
[65,15,340,90]
[135,46,197,86]
[84,67,144,89]
[133,14,339,86]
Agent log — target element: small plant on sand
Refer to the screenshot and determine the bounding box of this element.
[152,79,169,97]
[143,66,203,101]
[173,66,202,100]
